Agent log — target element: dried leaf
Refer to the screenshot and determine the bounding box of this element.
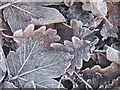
[0,44,6,72]
[105,77,120,89]
[82,1,107,17]
[13,25,46,43]
[65,2,95,27]
[24,81,36,89]
[51,36,95,70]
[43,28,60,48]
[54,23,73,42]
[23,24,34,39]
[13,29,23,43]
[81,62,120,89]
[70,19,99,38]
[7,35,73,88]
[3,3,65,32]
[2,81,18,89]
[100,23,118,40]
[97,53,112,68]
[106,46,120,65]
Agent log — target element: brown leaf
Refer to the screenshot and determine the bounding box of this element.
[51,36,95,70]
[43,28,60,48]
[23,24,34,39]
[97,53,112,68]
[13,25,46,43]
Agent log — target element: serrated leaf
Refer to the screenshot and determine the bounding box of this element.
[51,36,95,70]
[7,36,73,88]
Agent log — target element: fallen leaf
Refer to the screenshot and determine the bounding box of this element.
[100,23,118,40]
[2,81,18,89]
[13,24,46,43]
[3,3,65,32]
[70,19,99,38]
[65,2,95,28]
[82,0,107,17]
[51,36,95,70]
[7,35,73,88]
[24,81,36,90]
[43,28,60,48]
[106,46,120,65]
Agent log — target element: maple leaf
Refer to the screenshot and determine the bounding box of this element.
[6,35,73,88]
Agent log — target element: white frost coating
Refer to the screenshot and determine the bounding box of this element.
[106,46,120,65]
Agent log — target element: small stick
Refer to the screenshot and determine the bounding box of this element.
[74,71,94,90]
[0,0,22,10]
[93,50,106,53]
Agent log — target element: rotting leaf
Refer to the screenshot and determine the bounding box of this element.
[3,2,65,32]
[7,35,73,88]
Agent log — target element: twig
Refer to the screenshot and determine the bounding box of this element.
[0,0,22,10]
[74,71,94,90]
[92,3,113,28]
[93,50,106,53]
[1,32,14,38]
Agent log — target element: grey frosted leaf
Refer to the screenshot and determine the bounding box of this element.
[0,44,6,72]
[43,28,60,48]
[50,43,66,51]
[106,46,120,65]
[3,3,65,32]
[70,19,98,38]
[100,23,118,40]
[2,81,18,89]
[24,81,36,89]
[7,36,72,88]
[72,51,83,69]
[52,36,94,69]
[64,40,74,52]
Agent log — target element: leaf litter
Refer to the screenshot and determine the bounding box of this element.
[0,0,120,90]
